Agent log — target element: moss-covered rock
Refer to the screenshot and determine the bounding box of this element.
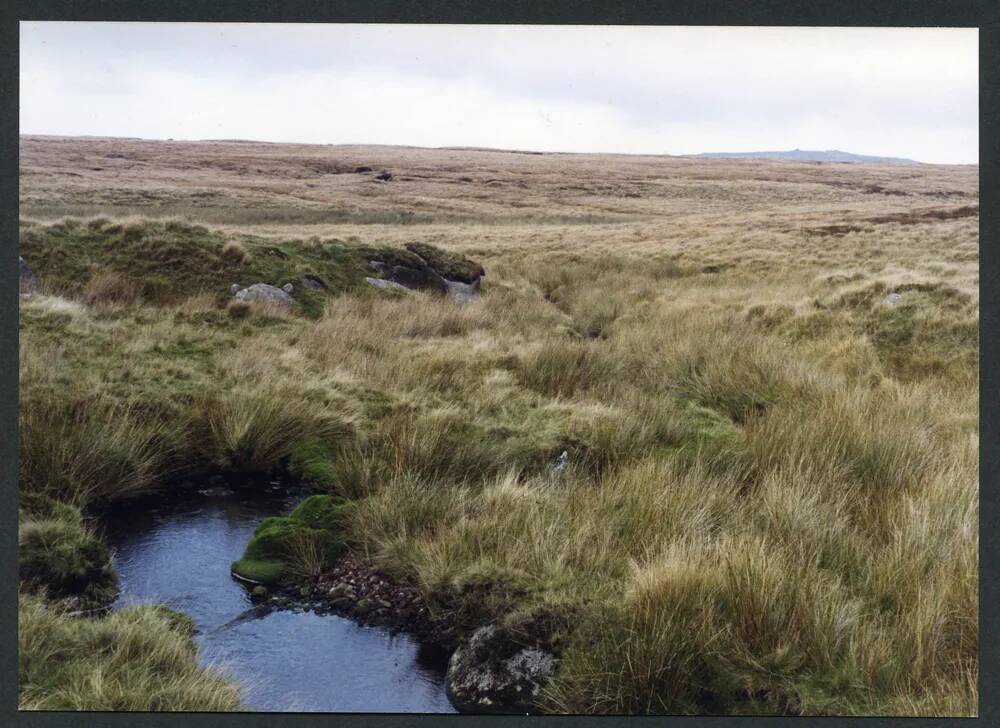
[404,242,485,283]
[18,508,118,607]
[230,495,350,586]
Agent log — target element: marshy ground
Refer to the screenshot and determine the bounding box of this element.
[17,135,978,715]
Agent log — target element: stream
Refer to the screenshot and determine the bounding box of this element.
[101,476,456,713]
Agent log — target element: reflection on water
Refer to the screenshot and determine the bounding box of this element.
[102,478,455,713]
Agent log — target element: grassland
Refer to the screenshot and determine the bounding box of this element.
[17,135,978,714]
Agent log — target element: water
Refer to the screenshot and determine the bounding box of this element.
[101,479,456,713]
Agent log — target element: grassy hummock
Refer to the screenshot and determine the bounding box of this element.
[18,504,118,607]
[18,594,241,710]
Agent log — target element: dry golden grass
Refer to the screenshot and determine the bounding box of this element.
[18,135,978,715]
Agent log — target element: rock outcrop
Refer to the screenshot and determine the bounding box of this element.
[365,243,484,303]
[232,283,294,308]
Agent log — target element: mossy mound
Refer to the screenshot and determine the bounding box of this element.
[18,218,369,310]
[288,437,341,489]
[231,495,351,585]
[18,506,118,606]
[404,242,485,283]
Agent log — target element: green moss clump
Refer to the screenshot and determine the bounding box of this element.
[231,495,349,585]
[288,437,341,489]
[290,494,352,530]
[18,507,118,606]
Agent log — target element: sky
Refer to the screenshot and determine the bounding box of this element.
[19,23,979,164]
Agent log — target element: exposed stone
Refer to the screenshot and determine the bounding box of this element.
[300,275,326,290]
[365,277,413,293]
[375,171,393,182]
[233,283,294,308]
[446,623,558,714]
[353,597,373,616]
[388,265,427,289]
[884,292,903,306]
[354,166,373,174]
[282,282,294,294]
[230,283,241,294]
[404,242,485,284]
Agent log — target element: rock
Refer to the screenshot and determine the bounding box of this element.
[230,283,241,294]
[884,292,903,306]
[233,283,294,308]
[369,260,387,273]
[251,585,268,599]
[551,450,569,476]
[377,598,393,609]
[365,277,413,293]
[354,598,373,616]
[388,265,427,289]
[404,242,485,284]
[300,275,326,290]
[354,166,373,173]
[282,282,294,294]
[375,171,393,182]
[300,585,313,598]
[446,624,558,714]
[442,276,482,304]
[19,256,38,295]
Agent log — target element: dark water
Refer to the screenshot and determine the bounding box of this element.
[101,478,455,713]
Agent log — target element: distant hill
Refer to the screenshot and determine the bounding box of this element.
[693,149,921,164]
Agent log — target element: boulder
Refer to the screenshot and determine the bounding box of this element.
[442,277,482,304]
[300,275,326,290]
[233,283,293,308]
[19,256,38,295]
[375,171,393,182]
[446,623,558,713]
[388,265,427,289]
[365,277,413,293]
[282,282,294,294]
[405,242,485,284]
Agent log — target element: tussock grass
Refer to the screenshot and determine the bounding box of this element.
[18,594,242,711]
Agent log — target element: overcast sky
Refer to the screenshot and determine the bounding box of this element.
[20,23,978,164]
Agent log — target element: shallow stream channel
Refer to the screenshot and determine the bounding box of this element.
[101,475,456,713]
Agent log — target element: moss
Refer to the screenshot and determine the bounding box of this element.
[289,494,351,530]
[231,496,349,585]
[288,437,340,488]
[229,557,286,585]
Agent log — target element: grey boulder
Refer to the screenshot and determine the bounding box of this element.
[446,624,557,714]
[365,277,413,293]
[233,283,294,308]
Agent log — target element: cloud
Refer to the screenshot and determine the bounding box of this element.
[19,23,978,163]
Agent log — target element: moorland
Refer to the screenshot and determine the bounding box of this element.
[17,135,978,715]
